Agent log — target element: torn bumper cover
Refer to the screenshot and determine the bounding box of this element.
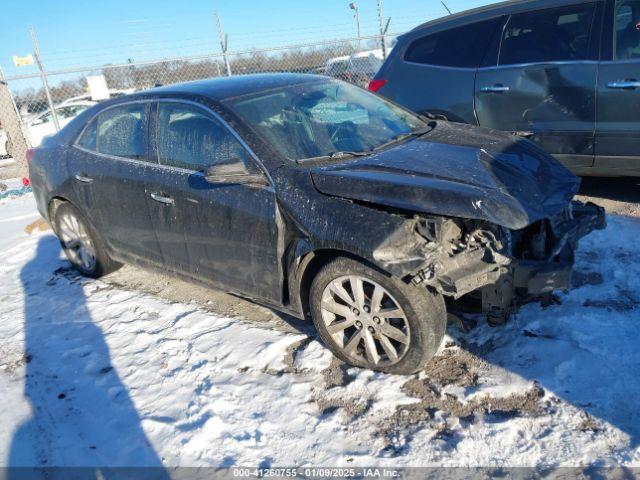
[373,201,606,306]
[511,201,606,296]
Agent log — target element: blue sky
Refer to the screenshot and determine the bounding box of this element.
[0,0,499,82]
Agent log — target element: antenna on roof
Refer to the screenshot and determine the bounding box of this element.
[441,1,453,15]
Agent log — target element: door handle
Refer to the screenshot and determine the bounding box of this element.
[606,80,640,89]
[74,173,93,184]
[480,85,510,93]
[149,192,175,205]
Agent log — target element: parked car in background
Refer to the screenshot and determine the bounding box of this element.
[5,100,96,157]
[57,88,137,107]
[4,90,135,158]
[371,0,640,177]
[326,50,384,87]
[29,74,604,374]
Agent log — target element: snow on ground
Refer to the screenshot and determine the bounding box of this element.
[0,189,639,469]
[0,181,39,254]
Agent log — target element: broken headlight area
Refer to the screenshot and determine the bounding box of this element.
[373,201,606,323]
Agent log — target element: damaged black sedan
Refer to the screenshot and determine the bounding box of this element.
[28,74,605,374]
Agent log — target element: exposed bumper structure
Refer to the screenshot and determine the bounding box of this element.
[512,201,606,295]
[373,201,606,323]
[482,201,605,323]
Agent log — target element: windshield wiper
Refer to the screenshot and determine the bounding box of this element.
[297,150,372,164]
[296,125,436,164]
[372,126,435,153]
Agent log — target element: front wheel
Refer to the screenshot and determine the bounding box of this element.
[53,202,121,278]
[310,257,446,374]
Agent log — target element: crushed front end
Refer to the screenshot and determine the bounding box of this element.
[373,201,606,324]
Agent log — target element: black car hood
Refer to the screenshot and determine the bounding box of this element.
[310,122,580,230]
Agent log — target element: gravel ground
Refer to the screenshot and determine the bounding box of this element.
[576,176,640,218]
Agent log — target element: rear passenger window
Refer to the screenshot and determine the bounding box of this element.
[157,102,249,172]
[404,18,501,68]
[97,104,146,159]
[499,3,596,65]
[77,119,97,151]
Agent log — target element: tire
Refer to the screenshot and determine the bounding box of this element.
[53,202,121,278]
[310,257,446,375]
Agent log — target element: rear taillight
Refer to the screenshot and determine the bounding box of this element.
[368,78,388,92]
[22,177,30,187]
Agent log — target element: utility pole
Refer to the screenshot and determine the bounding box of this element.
[29,26,59,131]
[349,3,362,51]
[214,11,232,77]
[376,0,390,59]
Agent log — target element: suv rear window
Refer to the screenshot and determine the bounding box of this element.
[404,18,501,68]
[499,3,597,65]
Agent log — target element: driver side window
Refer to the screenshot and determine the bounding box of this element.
[157,102,251,173]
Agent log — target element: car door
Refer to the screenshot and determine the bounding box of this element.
[595,0,640,174]
[68,101,163,264]
[385,17,502,123]
[145,100,281,303]
[475,2,602,170]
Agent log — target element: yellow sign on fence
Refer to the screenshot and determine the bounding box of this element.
[12,54,35,67]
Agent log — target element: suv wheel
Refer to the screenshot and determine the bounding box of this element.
[53,202,121,278]
[310,257,446,374]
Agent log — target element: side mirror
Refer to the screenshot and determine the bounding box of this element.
[204,161,269,187]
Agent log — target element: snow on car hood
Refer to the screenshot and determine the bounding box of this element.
[310,121,580,230]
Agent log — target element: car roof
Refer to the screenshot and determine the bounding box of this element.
[407,0,595,35]
[133,73,326,102]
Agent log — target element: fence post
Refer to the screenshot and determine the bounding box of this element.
[0,66,32,180]
[29,26,60,132]
[376,0,388,59]
[215,12,232,77]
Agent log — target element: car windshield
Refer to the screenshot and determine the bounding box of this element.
[225,79,427,162]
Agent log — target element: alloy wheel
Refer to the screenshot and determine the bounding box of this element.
[57,210,97,272]
[320,275,410,367]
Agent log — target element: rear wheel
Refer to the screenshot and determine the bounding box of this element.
[53,202,121,278]
[310,257,446,374]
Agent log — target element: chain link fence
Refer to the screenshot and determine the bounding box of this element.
[0,33,396,181]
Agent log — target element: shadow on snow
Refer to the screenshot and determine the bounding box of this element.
[8,235,169,479]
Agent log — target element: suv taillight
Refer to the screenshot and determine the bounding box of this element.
[368,78,388,92]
